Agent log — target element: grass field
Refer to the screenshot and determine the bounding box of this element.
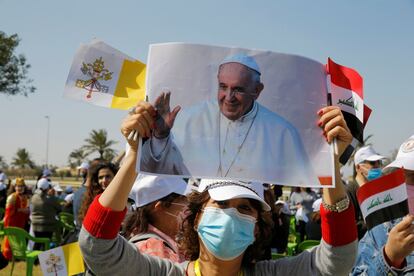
[0,261,42,276]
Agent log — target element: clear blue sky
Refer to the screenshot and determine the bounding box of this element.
[1,0,413,177]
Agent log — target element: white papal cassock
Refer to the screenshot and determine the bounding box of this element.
[140,99,318,185]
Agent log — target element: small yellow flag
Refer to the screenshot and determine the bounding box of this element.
[64,39,146,110]
[39,242,85,276]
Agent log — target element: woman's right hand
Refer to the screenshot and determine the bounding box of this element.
[121,101,157,150]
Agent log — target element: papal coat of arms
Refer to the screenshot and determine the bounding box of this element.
[75,57,113,99]
[46,253,64,275]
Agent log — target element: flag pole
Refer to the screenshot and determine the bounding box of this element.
[127,95,148,141]
[326,73,338,188]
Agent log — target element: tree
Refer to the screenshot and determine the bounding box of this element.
[0,31,35,96]
[12,148,35,169]
[0,155,7,169]
[83,129,117,160]
[68,148,88,168]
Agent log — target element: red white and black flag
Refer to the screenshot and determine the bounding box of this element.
[357,168,409,230]
[326,58,371,143]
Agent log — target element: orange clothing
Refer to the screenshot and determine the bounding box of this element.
[2,192,29,260]
[134,225,185,263]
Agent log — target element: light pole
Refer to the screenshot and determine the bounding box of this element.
[45,115,50,168]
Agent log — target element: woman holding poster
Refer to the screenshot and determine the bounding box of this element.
[78,102,358,275]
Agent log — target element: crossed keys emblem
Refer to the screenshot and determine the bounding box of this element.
[46,253,64,275]
[75,57,113,99]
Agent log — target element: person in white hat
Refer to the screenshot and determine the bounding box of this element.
[139,54,314,187]
[352,135,414,275]
[30,178,62,250]
[354,145,386,185]
[53,184,65,200]
[122,174,189,262]
[77,162,90,183]
[347,145,386,239]
[305,198,322,240]
[79,104,358,275]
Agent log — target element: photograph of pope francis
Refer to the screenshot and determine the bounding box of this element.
[139,43,332,187]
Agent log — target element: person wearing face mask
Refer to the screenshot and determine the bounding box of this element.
[78,102,358,275]
[347,145,386,239]
[352,135,414,275]
[123,174,189,262]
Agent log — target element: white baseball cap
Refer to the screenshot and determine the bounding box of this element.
[77,162,89,170]
[65,193,74,203]
[220,53,261,75]
[312,198,323,212]
[65,186,73,194]
[275,200,291,215]
[37,178,51,190]
[385,134,414,171]
[198,179,270,211]
[53,185,63,192]
[129,174,190,208]
[42,168,51,177]
[354,145,386,165]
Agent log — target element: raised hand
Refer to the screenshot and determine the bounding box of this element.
[121,101,156,150]
[318,106,353,156]
[153,91,181,138]
[384,215,414,268]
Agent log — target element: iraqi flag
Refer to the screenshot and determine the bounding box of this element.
[357,168,409,230]
[327,58,371,143]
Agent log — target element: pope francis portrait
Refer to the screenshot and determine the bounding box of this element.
[140,54,315,185]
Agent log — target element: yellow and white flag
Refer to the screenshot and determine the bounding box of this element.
[64,39,146,110]
[38,242,85,276]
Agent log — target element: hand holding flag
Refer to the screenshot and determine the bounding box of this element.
[384,215,414,268]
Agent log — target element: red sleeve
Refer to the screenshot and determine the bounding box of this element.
[82,194,127,239]
[320,201,357,246]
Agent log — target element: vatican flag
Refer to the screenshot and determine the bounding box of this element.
[64,39,146,110]
[38,242,85,276]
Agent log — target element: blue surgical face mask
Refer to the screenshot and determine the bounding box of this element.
[367,168,382,181]
[197,207,256,260]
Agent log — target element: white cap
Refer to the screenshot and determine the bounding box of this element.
[64,193,74,203]
[198,179,270,211]
[65,186,73,193]
[0,172,6,182]
[385,134,414,171]
[275,200,291,215]
[37,178,51,190]
[220,53,261,75]
[42,168,51,177]
[129,174,189,208]
[53,185,63,192]
[77,162,89,170]
[0,183,7,191]
[312,198,323,212]
[354,145,386,165]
